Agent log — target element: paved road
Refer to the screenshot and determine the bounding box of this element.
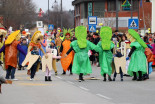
[0,62,155,104]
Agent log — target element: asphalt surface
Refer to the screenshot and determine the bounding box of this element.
[0,62,155,104]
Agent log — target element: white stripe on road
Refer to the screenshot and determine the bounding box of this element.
[67,81,75,84]
[60,103,84,104]
[96,94,112,100]
[79,86,89,91]
[56,76,62,79]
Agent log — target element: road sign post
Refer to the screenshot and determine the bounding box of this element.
[128,18,139,29]
[89,25,96,32]
[88,16,97,25]
[48,24,54,30]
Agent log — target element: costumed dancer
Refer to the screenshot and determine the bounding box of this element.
[126,29,147,81]
[113,48,124,81]
[143,38,154,80]
[0,28,6,69]
[50,40,58,75]
[55,33,62,54]
[0,30,26,80]
[42,48,61,81]
[18,38,28,70]
[22,31,48,80]
[65,26,97,82]
[96,27,114,81]
[60,28,74,75]
[39,36,47,57]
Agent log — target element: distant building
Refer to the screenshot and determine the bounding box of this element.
[72,0,152,32]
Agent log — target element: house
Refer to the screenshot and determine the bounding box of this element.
[72,0,152,32]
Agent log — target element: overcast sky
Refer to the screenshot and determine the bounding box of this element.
[33,0,74,12]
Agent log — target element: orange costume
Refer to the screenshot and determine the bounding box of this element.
[5,40,20,69]
[60,40,74,72]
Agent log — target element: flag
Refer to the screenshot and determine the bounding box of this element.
[140,0,143,7]
[38,8,44,17]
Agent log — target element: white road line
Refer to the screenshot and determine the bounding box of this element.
[96,94,112,100]
[60,103,84,104]
[56,76,62,79]
[79,86,89,91]
[67,81,75,84]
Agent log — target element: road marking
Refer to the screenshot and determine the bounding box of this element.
[96,94,112,100]
[56,76,62,79]
[60,103,84,104]
[19,83,52,86]
[67,81,75,84]
[79,86,89,91]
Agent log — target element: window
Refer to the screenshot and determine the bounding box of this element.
[108,0,116,11]
[76,5,80,15]
[94,2,105,17]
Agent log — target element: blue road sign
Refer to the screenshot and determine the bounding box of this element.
[89,25,96,32]
[48,24,54,30]
[128,19,139,29]
[88,16,97,25]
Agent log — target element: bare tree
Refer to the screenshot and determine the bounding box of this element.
[41,4,74,29]
[0,0,37,30]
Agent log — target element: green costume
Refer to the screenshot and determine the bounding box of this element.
[70,26,96,75]
[96,27,114,76]
[127,29,147,77]
[97,41,114,76]
[71,40,96,75]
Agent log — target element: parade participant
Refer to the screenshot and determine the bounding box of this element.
[22,31,48,80]
[0,30,26,80]
[60,28,74,75]
[18,38,28,70]
[39,36,47,58]
[126,29,147,81]
[42,48,61,81]
[65,26,97,82]
[55,33,62,54]
[0,28,7,69]
[50,40,58,75]
[113,48,124,81]
[96,27,114,81]
[0,61,12,93]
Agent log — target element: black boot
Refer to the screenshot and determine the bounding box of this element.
[79,73,84,82]
[132,72,137,80]
[62,70,66,75]
[70,68,73,75]
[55,71,58,76]
[48,76,52,81]
[137,71,142,81]
[103,74,106,81]
[113,77,115,81]
[108,75,112,81]
[45,76,48,81]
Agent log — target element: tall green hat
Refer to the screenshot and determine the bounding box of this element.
[128,29,147,48]
[100,26,112,50]
[63,28,74,39]
[75,26,87,48]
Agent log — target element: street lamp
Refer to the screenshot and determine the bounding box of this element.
[51,0,63,29]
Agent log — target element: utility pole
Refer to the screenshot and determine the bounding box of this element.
[131,0,133,19]
[48,0,49,26]
[151,0,155,33]
[116,0,119,30]
[61,0,63,29]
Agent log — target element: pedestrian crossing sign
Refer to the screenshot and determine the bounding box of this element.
[128,19,139,29]
[89,25,96,32]
[48,24,54,30]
